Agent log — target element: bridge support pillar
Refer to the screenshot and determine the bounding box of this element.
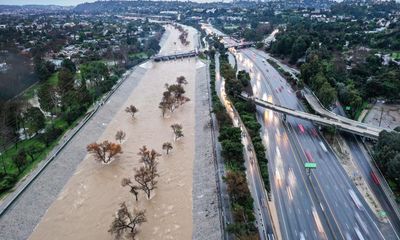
[282,113,287,122]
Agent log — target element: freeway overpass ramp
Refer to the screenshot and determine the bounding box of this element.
[240,95,385,139]
[303,91,391,134]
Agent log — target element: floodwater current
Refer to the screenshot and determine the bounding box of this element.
[29,24,201,240]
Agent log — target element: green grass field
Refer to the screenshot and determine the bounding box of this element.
[391,52,400,61]
[129,52,148,59]
[23,72,59,99]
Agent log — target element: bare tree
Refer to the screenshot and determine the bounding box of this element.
[125,105,138,119]
[87,141,123,164]
[137,145,161,166]
[109,202,146,240]
[121,178,139,202]
[176,76,188,85]
[171,124,184,140]
[134,146,160,199]
[159,83,190,117]
[115,130,126,143]
[162,142,173,154]
[134,166,159,199]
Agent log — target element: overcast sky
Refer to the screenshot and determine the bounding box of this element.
[0,0,98,6]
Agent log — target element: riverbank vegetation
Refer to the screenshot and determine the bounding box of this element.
[374,129,400,202]
[219,54,271,193]
[268,7,400,119]
[209,53,258,238]
[0,19,164,196]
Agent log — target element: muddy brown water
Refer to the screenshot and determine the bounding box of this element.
[29,25,201,240]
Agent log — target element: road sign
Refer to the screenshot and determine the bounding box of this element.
[304,162,317,169]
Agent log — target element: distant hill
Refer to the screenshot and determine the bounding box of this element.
[73,1,198,13]
[0,4,72,13]
[72,0,334,14]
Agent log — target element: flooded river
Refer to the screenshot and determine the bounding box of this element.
[29,24,201,240]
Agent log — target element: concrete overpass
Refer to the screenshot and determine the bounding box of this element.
[303,91,391,135]
[152,49,199,62]
[151,41,254,62]
[225,42,254,49]
[240,95,382,139]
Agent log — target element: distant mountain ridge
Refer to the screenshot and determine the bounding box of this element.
[0,4,72,12]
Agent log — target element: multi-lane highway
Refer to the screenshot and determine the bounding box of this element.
[237,47,399,240]
[203,24,399,239]
[253,48,400,239]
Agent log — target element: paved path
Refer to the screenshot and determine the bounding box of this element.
[0,66,147,240]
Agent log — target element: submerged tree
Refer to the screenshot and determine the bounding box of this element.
[159,83,190,117]
[171,124,184,140]
[134,166,159,199]
[158,101,169,118]
[109,202,146,240]
[125,105,138,119]
[115,130,126,143]
[87,140,122,164]
[176,76,188,85]
[134,146,160,198]
[162,142,173,154]
[137,145,161,166]
[121,178,140,202]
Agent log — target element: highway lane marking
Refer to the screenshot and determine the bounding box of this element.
[284,123,329,239]
[287,113,367,239]
[241,50,325,239]
[273,178,291,240]
[248,47,391,238]
[286,123,341,240]
[239,49,326,239]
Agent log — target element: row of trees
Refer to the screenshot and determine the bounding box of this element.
[173,24,190,46]
[0,57,131,195]
[108,145,161,240]
[269,16,400,118]
[1,16,166,192]
[299,51,337,108]
[221,55,271,193]
[96,76,188,239]
[374,128,400,202]
[209,53,258,238]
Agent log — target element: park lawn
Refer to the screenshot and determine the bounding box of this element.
[0,111,83,200]
[23,72,59,100]
[391,52,400,61]
[129,52,148,59]
[53,118,69,129]
[1,137,46,199]
[48,72,59,86]
[353,101,369,121]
